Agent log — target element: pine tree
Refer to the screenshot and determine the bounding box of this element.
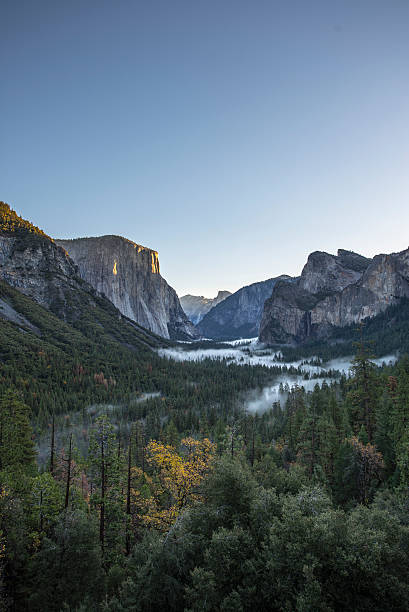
[317,413,338,483]
[49,414,55,476]
[63,433,73,509]
[348,338,379,442]
[88,415,122,565]
[0,389,36,478]
[297,386,322,475]
[285,386,305,453]
[375,391,395,477]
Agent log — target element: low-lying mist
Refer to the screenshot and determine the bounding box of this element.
[160,341,398,413]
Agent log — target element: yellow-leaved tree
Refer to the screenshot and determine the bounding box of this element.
[131,437,215,531]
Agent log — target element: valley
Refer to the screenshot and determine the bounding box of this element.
[2,4,408,609]
[2,201,409,611]
[159,338,398,410]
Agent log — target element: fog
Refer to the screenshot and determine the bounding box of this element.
[34,393,162,468]
[243,353,398,412]
[159,342,398,413]
[35,347,398,466]
[244,376,331,413]
[160,341,397,372]
[159,339,284,369]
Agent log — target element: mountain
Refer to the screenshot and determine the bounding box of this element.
[0,259,174,424]
[197,276,292,340]
[180,290,232,324]
[0,202,188,346]
[0,201,101,322]
[259,248,409,344]
[55,236,197,340]
[0,202,177,415]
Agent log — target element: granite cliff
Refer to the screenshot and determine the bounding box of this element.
[180,290,232,325]
[197,276,292,340]
[259,248,409,344]
[56,236,197,340]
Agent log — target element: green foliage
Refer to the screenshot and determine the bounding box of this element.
[0,202,50,240]
[110,461,409,612]
[29,473,63,534]
[0,390,36,487]
[203,457,257,527]
[28,510,103,611]
[2,274,409,610]
[347,340,379,441]
[0,487,31,609]
[88,416,123,566]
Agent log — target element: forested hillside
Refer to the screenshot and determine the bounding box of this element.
[2,327,409,610]
[2,204,409,611]
[280,297,409,361]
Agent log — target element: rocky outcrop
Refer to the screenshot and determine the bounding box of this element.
[180,290,232,325]
[298,249,370,294]
[0,203,96,321]
[259,248,409,344]
[56,236,198,340]
[197,276,292,340]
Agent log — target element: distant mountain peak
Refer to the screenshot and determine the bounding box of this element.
[180,291,232,325]
[197,276,292,340]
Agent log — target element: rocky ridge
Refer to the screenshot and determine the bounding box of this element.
[0,202,98,321]
[259,248,409,344]
[180,290,232,325]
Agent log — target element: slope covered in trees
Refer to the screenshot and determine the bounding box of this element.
[2,338,409,610]
[0,202,50,240]
[2,202,409,610]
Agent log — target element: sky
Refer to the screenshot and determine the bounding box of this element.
[1,0,409,297]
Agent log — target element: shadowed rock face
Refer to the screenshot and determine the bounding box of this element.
[0,202,95,321]
[56,236,198,340]
[197,276,292,340]
[298,250,369,294]
[180,291,232,325]
[259,248,409,345]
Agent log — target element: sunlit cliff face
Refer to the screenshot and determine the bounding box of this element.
[131,243,159,274]
[112,249,158,276]
[151,251,159,274]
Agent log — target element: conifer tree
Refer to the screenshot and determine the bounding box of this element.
[49,414,55,476]
[285,386,305,453]
[64,433,73,509]
[317,413,338,482]
[297,386,322,475]
[88,415,122,564]
[374,390,395,476]
[348,338,379,441]
[0,390,36,479]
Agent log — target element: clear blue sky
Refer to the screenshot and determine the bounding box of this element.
[1,0,409,297]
